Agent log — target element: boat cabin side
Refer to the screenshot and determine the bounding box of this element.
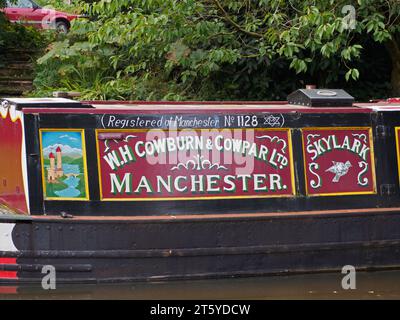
[2,94,400,217]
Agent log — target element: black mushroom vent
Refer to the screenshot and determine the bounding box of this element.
[287,89,354,107]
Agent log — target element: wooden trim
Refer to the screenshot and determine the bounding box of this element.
[3,206,398,223]
[22,107,372,114]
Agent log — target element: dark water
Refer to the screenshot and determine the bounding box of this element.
[2,270,400,299]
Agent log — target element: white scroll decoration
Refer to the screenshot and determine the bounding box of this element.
[309,162,322,189]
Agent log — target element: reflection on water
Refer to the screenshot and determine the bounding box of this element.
[2,270,400,299]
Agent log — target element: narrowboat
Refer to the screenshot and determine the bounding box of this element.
[2,89,400,284]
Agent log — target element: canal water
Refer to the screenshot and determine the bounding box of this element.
[2,270,400,299]
[1,206,399,299]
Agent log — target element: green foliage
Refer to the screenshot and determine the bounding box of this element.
[0,12,49,51]
[33,0,400,101]
[0,0,53,51]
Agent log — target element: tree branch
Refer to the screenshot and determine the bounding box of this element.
[211,0,264,38]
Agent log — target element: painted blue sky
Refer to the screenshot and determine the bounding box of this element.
[42,131,82,149]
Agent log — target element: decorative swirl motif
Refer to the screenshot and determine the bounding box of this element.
[309,162,322,189]
[171,160,197,171]
[104,135,137,152]
[256,135,287,154]
[123,135,137,142]
[171,155,228,171]
[352,133,368,144]
[357,161,369,186]
[104,139,119,153]
[306,134,321,145]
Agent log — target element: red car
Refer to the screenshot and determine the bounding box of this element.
[1,0,80,33]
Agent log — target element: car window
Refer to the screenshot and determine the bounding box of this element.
[7,0,34,8]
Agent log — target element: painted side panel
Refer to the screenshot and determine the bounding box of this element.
[96,129,296,201]
[0,104,29,214]
[39,129,90,201]
[36,111,384,216]
[301,127,376,196]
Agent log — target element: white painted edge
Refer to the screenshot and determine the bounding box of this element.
[0,223,17,252]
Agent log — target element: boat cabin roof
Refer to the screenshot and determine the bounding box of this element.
[3,97,400,114]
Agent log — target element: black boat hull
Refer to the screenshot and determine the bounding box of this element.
[2,208,400,283]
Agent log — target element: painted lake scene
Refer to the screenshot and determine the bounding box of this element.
[40,130,88,200]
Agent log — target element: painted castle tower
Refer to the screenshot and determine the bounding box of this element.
[47,147,64,182]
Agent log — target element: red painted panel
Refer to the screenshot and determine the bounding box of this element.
[0,286,17,294]
[0,109,27,214]
[302,128,376,196]
[97,129,295,200]
[0,258,17,279]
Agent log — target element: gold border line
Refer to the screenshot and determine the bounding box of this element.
[39,129,90,201]
[95,128,296,201]
[301,127,377,197]
[395,127,400,186]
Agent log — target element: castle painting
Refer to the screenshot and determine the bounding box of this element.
[40,130,89,200]
[47,146,64,182]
